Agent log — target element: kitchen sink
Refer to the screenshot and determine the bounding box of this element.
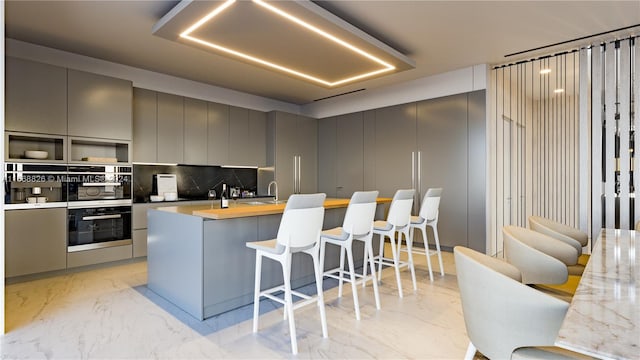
[264,200,287,204]
[242,200,287,205]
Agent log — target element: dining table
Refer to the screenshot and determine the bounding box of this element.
[555,228,639,360]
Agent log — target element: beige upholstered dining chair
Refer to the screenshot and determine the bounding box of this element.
[454,246,593,360]
[503,225,581,301]
[528,216,589,274]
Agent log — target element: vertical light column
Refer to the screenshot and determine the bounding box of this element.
[579,48,590,234]
[619,40,631,229]
[635,40,640,228]
[0,0,5,336]
[604,43,616,229]
[591,44,604,239]
[525,61,534,224]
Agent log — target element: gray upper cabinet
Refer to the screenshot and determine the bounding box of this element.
[5,57,68,135]
[228,107,267,166]
[132,88,157,163]
[207,102,230,165]
[248,110,267,167]
[67,69,133,140]
[183,98,208,165]
[417,93,468,249]
[157,92,184,164]
[268,111,317,198]
[132,89,264,167]
[374,103,417,197]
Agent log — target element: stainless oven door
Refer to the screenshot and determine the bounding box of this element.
[67,206,132,252]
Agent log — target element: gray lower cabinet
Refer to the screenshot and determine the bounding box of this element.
[67,245,132,268]
[67,69,133,141]
[132,88,158,163]
[157,92,184,164]
[5,57,68,135]
[184,98,208,165]
[146,205,382,320]
[5,208,67,278]
[133,229,148,258]
[132,200,211,257]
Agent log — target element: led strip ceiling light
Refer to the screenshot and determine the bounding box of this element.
[177,0,396,87]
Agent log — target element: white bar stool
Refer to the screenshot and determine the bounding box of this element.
[365,189,416,298]
[246,193,327,355]
[403,188,444,281]
[319,191,380,320]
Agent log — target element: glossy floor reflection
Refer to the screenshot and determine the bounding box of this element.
[3,250,470,359]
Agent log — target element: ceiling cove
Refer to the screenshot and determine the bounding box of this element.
[152,0,415,88]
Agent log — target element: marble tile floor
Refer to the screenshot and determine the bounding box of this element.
[3,250,471,359]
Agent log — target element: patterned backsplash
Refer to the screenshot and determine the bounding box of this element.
[133,164,257,203]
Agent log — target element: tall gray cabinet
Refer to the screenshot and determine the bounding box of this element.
[267,111,317,199]
[373,103,418,197]
[317,112,364,198]
[317,90,486,251]
[416,93,470,249]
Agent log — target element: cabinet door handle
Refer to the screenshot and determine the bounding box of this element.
[298,155,302,194]
[417,150,422,209]
[293,156,297,194]
[411,152,415,190]
[82,214,122,221]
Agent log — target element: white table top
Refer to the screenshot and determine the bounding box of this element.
[555,228,639,360]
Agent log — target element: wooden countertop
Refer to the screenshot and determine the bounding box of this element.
[185,197,392,220]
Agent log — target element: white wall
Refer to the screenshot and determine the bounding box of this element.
[302,64,487,118]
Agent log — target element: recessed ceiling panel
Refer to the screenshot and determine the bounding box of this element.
[152,0,415,88]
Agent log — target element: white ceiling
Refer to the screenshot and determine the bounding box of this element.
[5,1,640,105]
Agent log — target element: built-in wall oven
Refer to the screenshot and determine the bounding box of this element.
[67,165,132,252]
[67,205,132,252]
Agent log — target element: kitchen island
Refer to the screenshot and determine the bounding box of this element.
[147,198,391,320]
